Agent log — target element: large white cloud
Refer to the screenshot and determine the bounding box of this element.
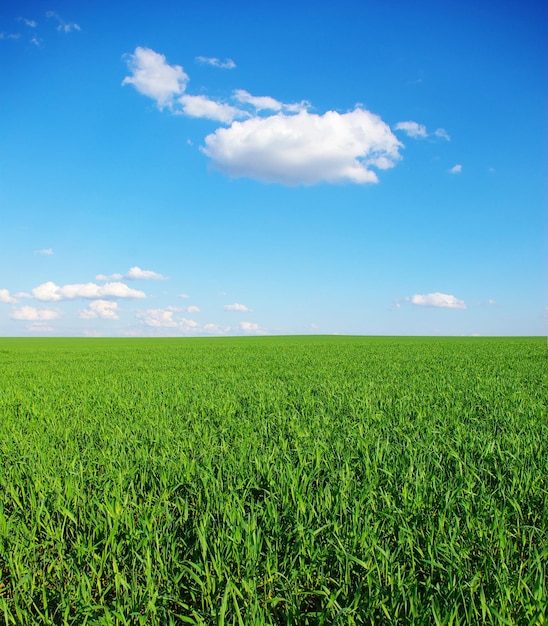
[11,306,60,321]
[30,281,145,301]
[123,47,188,109]
[409,293,467,309]
[202,108,402,185]
[79,300,119,320]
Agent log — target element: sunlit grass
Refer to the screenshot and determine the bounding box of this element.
[0,336,546,624]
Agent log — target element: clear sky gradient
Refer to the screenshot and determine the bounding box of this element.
[1,0,546,336]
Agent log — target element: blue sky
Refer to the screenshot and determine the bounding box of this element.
[1,0,545,336]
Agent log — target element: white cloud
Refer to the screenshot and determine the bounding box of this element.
[0,289,16,303]
[46,11,80,33]
[187,305,201,313]
[240,321,266,334]
[124,266,166,280]
[449,164,462,174]
[434,128,450,141]
[409,292,467,309]
[11,306,60,321]
[21,18,37,28]
[233,89,283,112]
[79,300,119,320]
[136,308,199,332]
[395,121,450,141]
[30,281,145,301]
[488,299,497,305]
[202,108,402,185]
[203,323,231,334]
[136,308,178,327]
[179,94,245,124]
[35,248,53,255]
[196,56,236,69]
[224,302,252,312]
[123,47,188,110]
[394,121,428,138]
[0,33,21,41]
[178,293,190,299]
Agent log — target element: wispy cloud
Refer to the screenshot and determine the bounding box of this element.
[46,11,81,33]
[35,248,53,255]
[179,94,246,124]
[394,121,450,141]
[0,32,21,41]
[224,302,253,312]
[449,164,462,174]
[195,56,236,69]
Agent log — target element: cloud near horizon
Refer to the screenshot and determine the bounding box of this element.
[11,306,60,321]
[123,47,404,185]
[28,281,146,301]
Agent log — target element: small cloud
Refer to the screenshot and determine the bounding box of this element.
[224,302,253,312]
[179,94,246,124]
[11,306,60,321]
[310,323,320,330]
[394,121,450,141]
[79,300,119,320]
[123,47,188,110]
[136,308,199,332]
[178,293,190,299]
[96,273,123,281]
[434,128,450,141]
[449,164,462,174]
[195,56,236,69]
[488,167,496,173]
[124,266,166,280]
[27,323,54,333]
[35,248,54,255]
[394,121,427,138]
[187,305,200,313]
[488,299,496,305]
[407,292,466,309]
[0,289,16,303]
[0,32,21,41]
[233,89,283,112]
[46,11,81,33]
[203,323,231,335]
[18,18,37,28]
[240,321,266,334]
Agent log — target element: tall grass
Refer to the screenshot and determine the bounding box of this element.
[0,336,546,624]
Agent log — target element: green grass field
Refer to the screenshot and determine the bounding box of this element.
[0,336,546,625]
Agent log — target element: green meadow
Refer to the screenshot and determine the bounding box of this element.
[0,336,546,625]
